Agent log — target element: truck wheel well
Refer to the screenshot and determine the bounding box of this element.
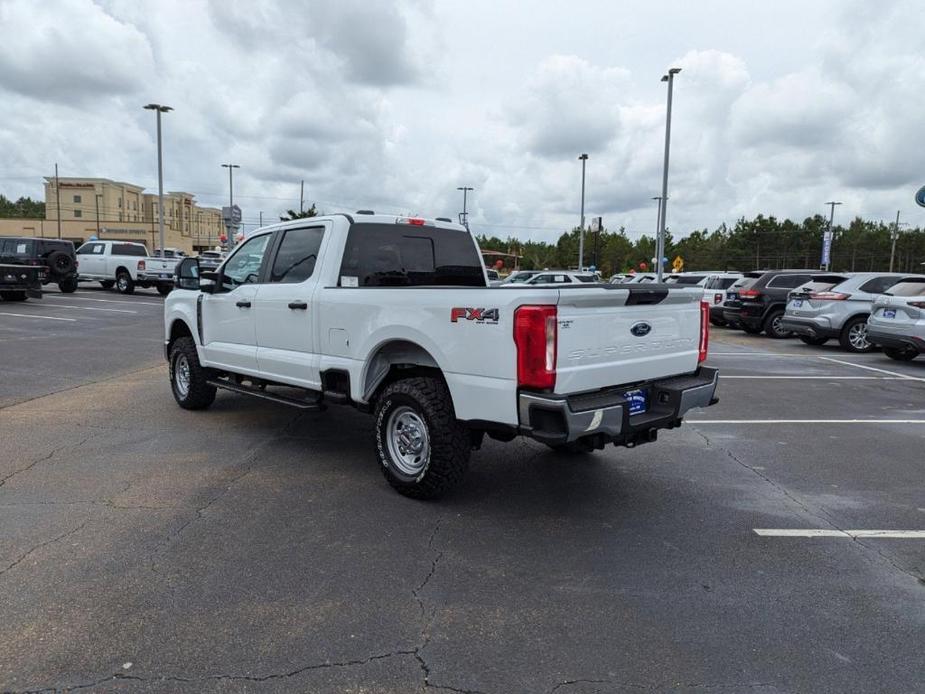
[168,319,194,351]
[115,266,130,276]
[364,340,443,403]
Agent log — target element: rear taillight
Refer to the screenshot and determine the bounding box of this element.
[514,305,557,390]
[738,288,761,299]
[714,293,723,304]
[699,301,710,363]
[809,291,849,300]
[137,260,146,271]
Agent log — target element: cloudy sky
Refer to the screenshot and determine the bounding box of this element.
[1,0,923,241]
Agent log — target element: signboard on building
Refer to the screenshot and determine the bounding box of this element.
[222,205,242,226]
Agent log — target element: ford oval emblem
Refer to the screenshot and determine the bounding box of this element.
[630,322,652,337]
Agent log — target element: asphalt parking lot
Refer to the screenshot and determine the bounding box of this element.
[1,295,923,693]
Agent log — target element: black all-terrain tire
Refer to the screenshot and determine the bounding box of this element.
[374,377,470,500]
[763,309,792,339]
[100,280,115,289]
[156,284,172,296]
[116,271,135,294]
[883,346,918,362]
[169,336,216,410]
[0,291,27,301]
[799,335,829,346]
[47,251,75,275]
[839,315,874,353]
[58,277,78,293]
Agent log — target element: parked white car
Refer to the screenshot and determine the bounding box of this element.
[76,240,179,295]
[164,213,718,499]
[868,277,925,361]
[620,273,659,284]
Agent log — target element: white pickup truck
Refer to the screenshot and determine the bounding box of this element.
[76,240,178,295]
[163,213,718,499]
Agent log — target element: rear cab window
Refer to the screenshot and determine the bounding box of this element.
[887,280,925,297]
[339,223,485,287]
[270,227,325,283]
[113,243,147,257]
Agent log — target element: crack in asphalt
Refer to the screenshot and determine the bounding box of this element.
[0,432,94,490]
[0,517,90,579]
[691,426,924,584]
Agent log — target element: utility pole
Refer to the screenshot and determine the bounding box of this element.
[578,154,588,269]
[259,211,263,227]
[889,210,908,273]
[95,193,102,236]
[54,162,61,239]
[222,163,240,247]
[657,68,681,282]
[457,186,473,230]
[300,180,304,214]
[651,196,662,269]
[823,200,842,271]
[144,104,172,255]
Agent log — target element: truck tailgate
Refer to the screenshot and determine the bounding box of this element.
[555,285,702,394]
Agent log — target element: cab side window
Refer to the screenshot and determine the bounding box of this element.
[270,227,324,284]
[222,234,271,287]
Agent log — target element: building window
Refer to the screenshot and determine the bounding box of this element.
[73,195,82,203]
[74,209,82,218]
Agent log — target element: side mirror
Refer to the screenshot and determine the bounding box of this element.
[200,270,219,294]
[175,257,201,290]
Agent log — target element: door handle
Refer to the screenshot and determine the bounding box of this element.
[236,300,252,308]
[288,301,308,310]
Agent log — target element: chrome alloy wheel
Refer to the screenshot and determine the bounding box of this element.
[174,353,191,398]
[386,406,430,476]
[848,322,870,350]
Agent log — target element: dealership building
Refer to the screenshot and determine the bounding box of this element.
[0,177,225,254]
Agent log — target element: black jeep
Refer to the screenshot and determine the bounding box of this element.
[0,237,79,293]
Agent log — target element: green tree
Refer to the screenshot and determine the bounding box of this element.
[0,194,45,218]
[280,204,318,221]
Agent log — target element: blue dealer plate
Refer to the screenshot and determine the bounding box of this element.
[792,299,803,307]
[624,388,648,415]
[883,309,896,319]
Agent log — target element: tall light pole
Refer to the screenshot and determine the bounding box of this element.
[578,153,588,269]
[222,163,240,247]
[889,210,907,273]
[95,193,102,237]
[651,196,662,270]
[144,104,172,254]
[823,200,842,271]
[657,68,681,282]
[457,186,473,229]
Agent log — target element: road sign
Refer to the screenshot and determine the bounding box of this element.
[222,205,242,225]
[590,216,602,233]
[672,255,684,272]
[915,185,925,208]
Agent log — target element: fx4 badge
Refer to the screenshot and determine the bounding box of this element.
[451,307,500,324]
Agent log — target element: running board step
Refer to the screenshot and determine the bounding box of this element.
[207,378,324,410]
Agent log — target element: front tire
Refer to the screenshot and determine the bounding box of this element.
[883,346,918,362]
[763,310,792,339]
[116,271,135,295]
[374,377,470,499]
[156,284,172,296]
[58,277,78,293]
[799,335,829,346]
[839,315,874,353]
[169,336,216,410]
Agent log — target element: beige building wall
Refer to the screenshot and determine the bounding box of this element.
[33,176,224,252]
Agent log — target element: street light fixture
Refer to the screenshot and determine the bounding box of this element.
[143,104,173,255]
[578,153,588,269]
[656,68,681,282]
[457,186,473,229]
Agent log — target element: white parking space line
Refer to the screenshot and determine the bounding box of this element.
[818,356,925,382]
[0,311,76,322]
[720,375,906,380]
[755,529,925,538]
[689,419,925,424]
[45,294,162,306]
[36,304,137,314]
